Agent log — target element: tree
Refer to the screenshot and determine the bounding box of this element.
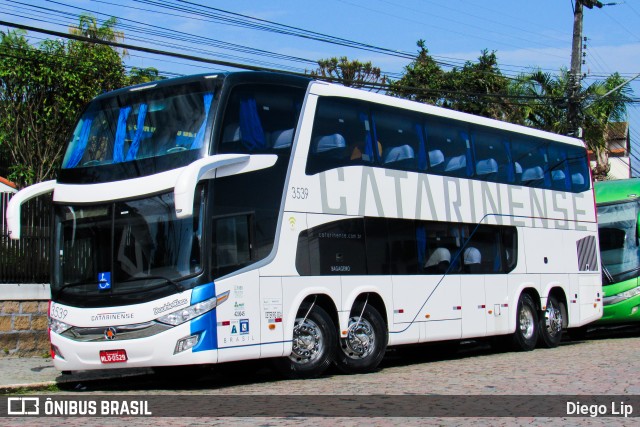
[511,70,632,180]
[441,50,512,120]
[0,17,127,188]
[389,40,445,105]
[69,13,127,57]
[582,73,632,180]
[390,42,512,120]
[128,66,165,85]
[509,69,571,133]
[309,56,387,89]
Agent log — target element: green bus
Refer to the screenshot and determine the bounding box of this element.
[595,178,640,325]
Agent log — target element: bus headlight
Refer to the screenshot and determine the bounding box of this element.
[156,290,229,326]
[49,318,72,335]
[603,285,640,306]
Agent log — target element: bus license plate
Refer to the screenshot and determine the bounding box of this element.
[99,349,128,364]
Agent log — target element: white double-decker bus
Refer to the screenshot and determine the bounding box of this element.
[7,72,602,377]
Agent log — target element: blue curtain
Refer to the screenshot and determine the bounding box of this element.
[112,106,132,163]
[191,92,214,149]
[461,131,475,177]
[239,97,265,151]
[416,124,427,171]
[371,113,380,162]
[64,114,95,168]
[502,140,515,182]
[124,104,148,161]
[359,113,374,161]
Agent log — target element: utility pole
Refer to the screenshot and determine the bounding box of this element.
[568,0,603,137]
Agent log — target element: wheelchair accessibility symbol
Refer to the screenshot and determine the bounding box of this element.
[98,272,111,290]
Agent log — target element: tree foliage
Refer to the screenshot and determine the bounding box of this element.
[0,17,127,188]
[309,56,387,89]
[389,40,445,105]
[129,66,165,85]
[389,40,632,179]
[390,42,512,120]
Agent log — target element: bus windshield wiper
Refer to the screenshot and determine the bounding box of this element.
[55,280,104,299]
[607,265,640,282]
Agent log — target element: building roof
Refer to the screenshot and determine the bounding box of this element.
[0,176,17,193]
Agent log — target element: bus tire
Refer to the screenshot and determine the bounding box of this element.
[538,295,565,348]
[512,293,538,351]
[275,303,336,379]
[335,302,388,374]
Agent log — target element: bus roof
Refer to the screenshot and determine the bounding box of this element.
[595,178,640,205]
[92,71,311,101]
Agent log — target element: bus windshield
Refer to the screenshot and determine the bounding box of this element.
[52,189,204,306]
[598,200,640,284]
[60,81,216,173]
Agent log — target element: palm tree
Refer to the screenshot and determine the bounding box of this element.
[512,70,632,179]
[69,13,127,56]
[582,73,632,180]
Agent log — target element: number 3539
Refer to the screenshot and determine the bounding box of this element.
[291,187,309,200]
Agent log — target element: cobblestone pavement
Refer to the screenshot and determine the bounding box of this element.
[3,327,639,427]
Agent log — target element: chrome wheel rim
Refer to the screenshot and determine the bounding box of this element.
[544,301,563,337]
[341,316,375,359]
[519,304,535,340]
[290,318,323,364]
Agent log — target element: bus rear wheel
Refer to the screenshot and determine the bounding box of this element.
[512,293,539,351]
[335,302,388,374]
[538,295,565,348]
[275,303,336,379]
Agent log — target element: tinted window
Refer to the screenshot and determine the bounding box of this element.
[218,84,305,154]
[306,97,373,174]
[296,218,366,275]
[304,96,590,193]
[373,107,423,172]
[296,217,517,276]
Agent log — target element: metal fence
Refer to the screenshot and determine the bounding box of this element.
[0,192,51,284]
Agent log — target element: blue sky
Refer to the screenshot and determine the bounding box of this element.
[2,0,640,172]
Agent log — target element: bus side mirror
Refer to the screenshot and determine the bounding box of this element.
[6,180,56,240]
[173,154,277,219]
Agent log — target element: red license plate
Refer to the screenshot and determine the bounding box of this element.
[99,349,128,364]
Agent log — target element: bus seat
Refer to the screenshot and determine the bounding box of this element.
[521,166,544,182]
[429,150,444,168]
[551,169,568,190]
[476,158,498,176]
[384,145,415,165]
[271,128,294,149]
[424,247,451,274]
[572,173,585,186]
[222,123,241,143]
[444,154,467,172]
[463,246,482,273]
[313,133,346,155]
[514,162,523,174]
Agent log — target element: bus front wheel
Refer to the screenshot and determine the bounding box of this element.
[538,295,565,348]
[512,293,539,351]
[335,302,388,374]
[275,303,336,379]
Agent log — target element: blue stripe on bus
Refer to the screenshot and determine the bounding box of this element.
[190,282,218,352]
